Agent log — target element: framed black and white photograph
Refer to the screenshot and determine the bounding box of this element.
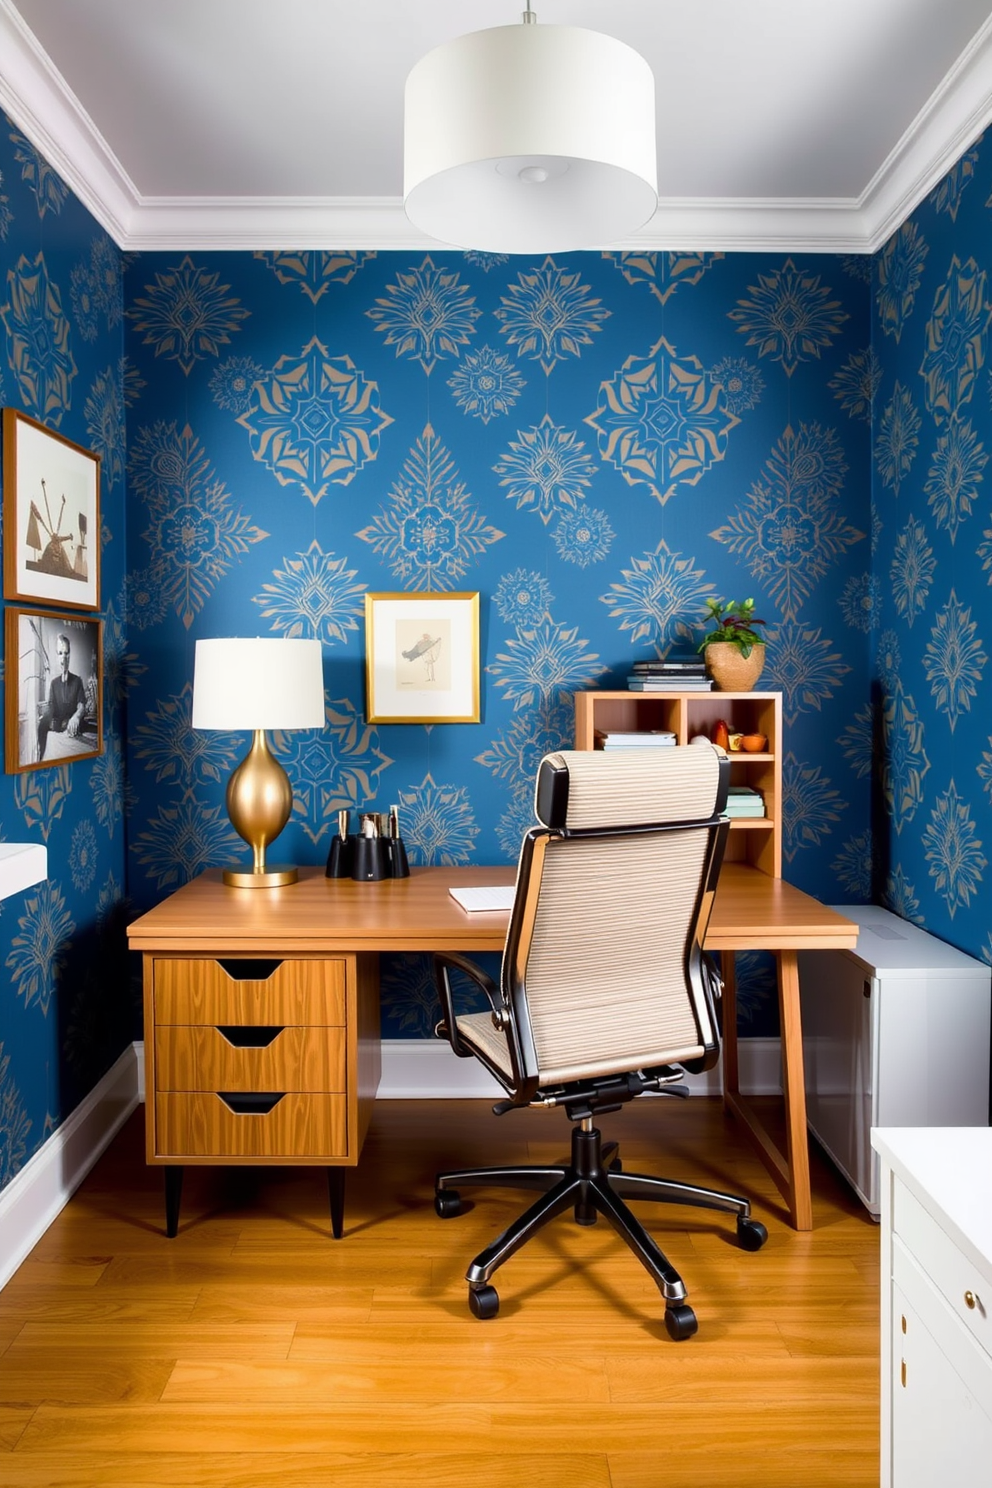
[2,407,101,611]
[365,591,480,723]
[5,608,103,773]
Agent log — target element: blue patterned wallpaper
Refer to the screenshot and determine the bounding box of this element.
[0,112,129,1192]
[4,101,988,1200]
[872,129,992,970]
[120,246,873,1037]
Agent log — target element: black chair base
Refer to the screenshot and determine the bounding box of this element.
[435,1120,766,1339]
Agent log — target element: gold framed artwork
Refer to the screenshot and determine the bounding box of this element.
[5,607,103,773]
[365,591,480,724]
[2,407,101,611]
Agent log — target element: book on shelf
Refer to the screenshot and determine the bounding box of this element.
[627,676,713,691]
[631,656,707,674]
[594,730,677,749]
[725,802,767,818]
[724,784,766,818]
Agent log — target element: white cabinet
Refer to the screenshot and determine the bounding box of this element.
[873,1129,992,1488]
[799,907,990,1215]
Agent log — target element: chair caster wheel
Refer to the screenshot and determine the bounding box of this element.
[608,1157,623,1173]
[434,1189,462,1219]
[737,1216,768,1251]
[664,1303,698,1341]
[468,1284,499,1320]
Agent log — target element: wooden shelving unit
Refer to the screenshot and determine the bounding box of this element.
[574,689,782,878]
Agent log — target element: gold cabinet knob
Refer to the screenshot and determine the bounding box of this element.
[964,1290,977,1310]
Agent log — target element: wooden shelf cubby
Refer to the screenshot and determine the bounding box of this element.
[573,689,782,878]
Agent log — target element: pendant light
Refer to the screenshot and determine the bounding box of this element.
[404,4,658,254]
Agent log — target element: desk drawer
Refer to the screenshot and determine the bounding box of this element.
[155,1092,348,1159]
[154,958,346,1025]
[894,1177,992,1365]
[154,1025,346,1094]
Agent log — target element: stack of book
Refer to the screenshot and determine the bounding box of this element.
[627,654,712,691]
[724,785,766,819]
[594,729,677,750]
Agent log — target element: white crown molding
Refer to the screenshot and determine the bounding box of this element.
[115,194,874,255]
[1,0,989,255]
[860,12,992,252]
[0,0,139,242]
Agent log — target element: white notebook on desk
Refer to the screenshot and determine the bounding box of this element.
[448,885,515,913]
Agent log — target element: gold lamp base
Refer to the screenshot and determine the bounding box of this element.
[223,729,297,890]
[223,864,298,889]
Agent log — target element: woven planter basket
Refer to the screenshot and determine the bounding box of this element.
[704,641,766,692]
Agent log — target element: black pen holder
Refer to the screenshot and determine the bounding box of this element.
[326,832,411,881]
[352,835,389,882]
[325,834,354,879]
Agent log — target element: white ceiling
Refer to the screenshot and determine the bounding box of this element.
[1,0,991,253]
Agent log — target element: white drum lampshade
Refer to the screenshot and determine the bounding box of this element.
[192,638,325,732]
[404,19,658,254]
[192,638,325,888]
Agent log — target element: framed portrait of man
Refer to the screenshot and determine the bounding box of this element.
[5,608,103,772]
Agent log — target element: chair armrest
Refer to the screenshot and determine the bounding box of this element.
[433,951,503,1059]
[701,951,722,1002]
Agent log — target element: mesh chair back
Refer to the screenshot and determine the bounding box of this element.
[503,747,727,1088]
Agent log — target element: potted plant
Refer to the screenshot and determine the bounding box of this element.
[698,597,767,691]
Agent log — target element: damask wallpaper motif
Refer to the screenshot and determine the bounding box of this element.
[120,243,874,1037]
[0,114,129,1191]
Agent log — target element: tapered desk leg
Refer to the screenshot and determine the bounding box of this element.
[777,950,813,1231]
[164,1166,183,1238]
[327,1168,345,1240]
[720,950,813,1231]
[720,951,739,1112]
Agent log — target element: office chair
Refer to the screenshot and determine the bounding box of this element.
[433,746,767,1340]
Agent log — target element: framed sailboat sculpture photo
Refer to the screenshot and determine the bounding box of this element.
[2,408,101,611]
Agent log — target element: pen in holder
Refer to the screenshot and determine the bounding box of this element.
[386,802,409,879]
[325,809,354,878]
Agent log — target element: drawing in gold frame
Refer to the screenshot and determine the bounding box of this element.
[5,607,103,773]
[365,591,480,724]
[2,407,101,611]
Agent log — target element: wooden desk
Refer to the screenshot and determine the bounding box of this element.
[129,862,856,1234]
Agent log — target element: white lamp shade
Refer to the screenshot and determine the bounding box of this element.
[191,638,325,731]
[404,23,657,254]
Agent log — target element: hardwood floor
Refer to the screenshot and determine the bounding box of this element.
[0,1097,880,1486]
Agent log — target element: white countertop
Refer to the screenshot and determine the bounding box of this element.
[872,1127,992,1280]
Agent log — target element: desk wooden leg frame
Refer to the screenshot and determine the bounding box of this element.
[721,950,813,1231]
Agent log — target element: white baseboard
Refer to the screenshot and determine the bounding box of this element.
[132,1036,783,1101]
[376,1037,784,1099]
[2,1036,781,1288]
[0,1043,140,1291]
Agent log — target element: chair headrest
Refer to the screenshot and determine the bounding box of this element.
[535,746,723,831]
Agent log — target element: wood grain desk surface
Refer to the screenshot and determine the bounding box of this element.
[127,862,858,957]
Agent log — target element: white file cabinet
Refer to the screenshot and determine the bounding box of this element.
[799,906,990,1216]
[872,1128,992,1487]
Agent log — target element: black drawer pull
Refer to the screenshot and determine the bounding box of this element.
[216,1025,284,1048]
[217,1092,285,1115]
[217,958,282,981]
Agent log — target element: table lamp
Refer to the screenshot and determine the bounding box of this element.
[191,637,325,888]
